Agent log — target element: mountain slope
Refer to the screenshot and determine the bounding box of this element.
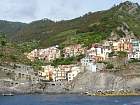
[13,12,103,46]
[0,20,26,39]
[1,1,140,47]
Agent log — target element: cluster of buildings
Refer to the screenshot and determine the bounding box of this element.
[27,44,85,62]
[38,65,82,82]
[26,44,86,82]
[63,44,86,58]
[26,37,140,82]
[81,37,140,72]
[27,45,61,62]
[128,39,140,60]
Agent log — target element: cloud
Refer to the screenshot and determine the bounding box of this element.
[36,0,88,21]
[0,0,37,22]
[0,0,139,23]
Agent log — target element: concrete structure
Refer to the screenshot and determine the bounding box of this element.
[0,78,14,87]
[0,64,39,84]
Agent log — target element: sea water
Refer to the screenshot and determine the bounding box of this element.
[0,94,140,105]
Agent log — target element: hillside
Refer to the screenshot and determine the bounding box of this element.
[13,12,103,47]
[0,20,26,39]
[0,1,140,47]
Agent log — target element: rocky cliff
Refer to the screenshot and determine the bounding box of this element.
[70,71,140,93]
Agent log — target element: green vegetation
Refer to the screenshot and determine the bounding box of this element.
[128,59,140,63]
[50,54,85,67]
[72,32,106,47]
[0,1,140,71]
[106,63,114,69]
[108,52,115,57]
[31,59,45,70]
[46,30,77,46]
[0,33,40,68]
[117,51,128,58]
[0,20,26,38]
[0,33,7,56]
[17,40,40,53]
[0,1,140,48]
[0,33,85,70]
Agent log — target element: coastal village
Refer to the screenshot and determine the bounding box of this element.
[1,1,140,93]
[26,36,140,82]
[1,33,140,94]
[0,1,140,105]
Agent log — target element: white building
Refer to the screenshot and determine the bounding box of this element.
[127,39,140,60]
[81,55,105,72]
[81,56,95,66]
[86,44,112,62]
[131,39,140,52]
[54,65,73,81]
[128,52,140,60]
[86,62,97,72]
[81,56,97,72]
[67,66,81,82]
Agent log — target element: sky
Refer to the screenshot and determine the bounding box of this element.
[0,0,139,23]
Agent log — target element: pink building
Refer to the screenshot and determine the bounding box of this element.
[27,46,61,62]
[63,44,85,58]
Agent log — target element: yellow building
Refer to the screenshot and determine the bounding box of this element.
[38,65,56,81]
[112,41,132,52]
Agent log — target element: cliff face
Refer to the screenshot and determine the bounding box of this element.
[1,64,140,94]
[70,71,140,93]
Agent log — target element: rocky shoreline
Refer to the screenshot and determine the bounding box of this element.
[1,91,140,97]
[1,64,140,96]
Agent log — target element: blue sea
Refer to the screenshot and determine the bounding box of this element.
[0,94,140,105]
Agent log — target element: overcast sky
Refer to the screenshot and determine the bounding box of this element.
[0,0,139,23]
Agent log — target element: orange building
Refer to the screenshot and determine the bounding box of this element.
[117,42,133,52]
[112,38,133,52]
